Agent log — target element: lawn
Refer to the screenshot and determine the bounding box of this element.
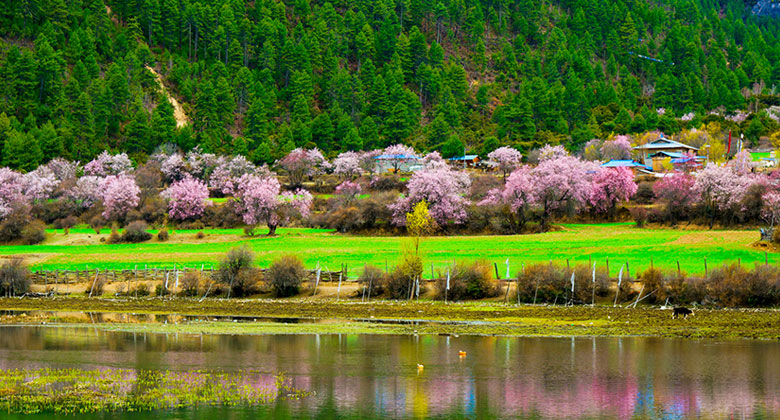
[0,224,772,276]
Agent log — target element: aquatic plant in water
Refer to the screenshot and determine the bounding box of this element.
[0,368,307,414]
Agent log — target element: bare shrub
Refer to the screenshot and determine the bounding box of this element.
[0,258,30,296]
[630,207,648,228]
[386,253,424,299]
[217,246,258,298]
[434,260,500,301]
[21,220,47,245]
[358,264,387,296]
[179,272,201,297]
[266,255,306,297]
[157,228,169,241]
[516,263,566,303]
[122,221,152,243]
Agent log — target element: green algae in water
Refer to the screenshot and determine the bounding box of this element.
[0,368,307,414]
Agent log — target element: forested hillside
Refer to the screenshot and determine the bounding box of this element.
[1,0,780,168]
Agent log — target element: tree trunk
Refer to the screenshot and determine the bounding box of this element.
[267,224,277,236]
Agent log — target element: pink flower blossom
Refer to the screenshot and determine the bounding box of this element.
[233,174,313,235]
[84,151,133,176]
[600,136,632,161]
[537,144,568,162]
[333,151,362,179]
[382,144,419,173]
[654,173,698,206]
[531,155,597,228]
[335,180,363,205]
[588,167,638,214]
[422,151,448,170]
[479,165,536,230]
[693,164,752,213]
[389,166,470,227]
[208,155,256,196]
[732,150,755,175]
[160,153,187,181]
[21,166,59,202]
[762,191,780,227]
[44,158,78,181]
[101,175,141,220]
[279,148,328,186]
[487,146,523,180]
[162,176,210,220]
[725,112,748,123]
[70,176,104,208]
[359,150,382,175]
[0,168,24,219]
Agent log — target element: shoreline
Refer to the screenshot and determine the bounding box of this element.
[1,297,778,340]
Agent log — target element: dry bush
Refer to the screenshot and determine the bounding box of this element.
[570,264,610,303]
[0,258,30,296]
[157,228,169,241]
[266,255,306,297]
[358,264,387,296]
[179,272,201,297]
[217,246,259,297]
[122,221,152,243]
[386,253,424,299]
[434,260,500,301]
[21,220,47,245]
[516,263,567,303]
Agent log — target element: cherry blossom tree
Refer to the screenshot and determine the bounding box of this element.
[0,168,24,220]
[382,144,418,173]
[589,167,638,218]
[694,164,753,227]
[69,176,103,208]
[185,147,218,179]
[762,190,780,229]
[162,176,210,220]
[487,146,523,181]
[537,144,568,162]
[422,151,448,170]
[208,155,256,195]
[335,180,363,205]
[84,151,133,176]
[479,165,536,231]
[21,166,59,202]
[233,174,313,235]
[101,175,141,221]
[600,136,632,161]
[732,150,755,175]
[531,155,596,230]
[333,151,361,179]
[389,166,470,227]
[279,148,329,187]
[582,139,604,161]
[44,158,78,181]
[653,173,697,224]
[160,153,187,182]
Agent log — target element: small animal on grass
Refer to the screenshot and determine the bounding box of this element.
[672,307,694,319]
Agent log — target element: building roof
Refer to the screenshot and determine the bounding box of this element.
[601,159,651,170]
[633,136,699,151]
[448,155,480,161]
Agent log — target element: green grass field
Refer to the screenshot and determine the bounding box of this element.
[0,224,772,276]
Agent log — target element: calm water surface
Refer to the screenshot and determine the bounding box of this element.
[0,325,778,419]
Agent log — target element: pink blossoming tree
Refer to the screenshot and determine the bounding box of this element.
[589,167,638,218]
[233,174,313,235]
[382,144,418,173]
[359,150,382,175]
[389,166,470,227]
[22,167,59,202]
[0,168,24,220]
[69,175,104,208]
[537,144,568,162]
[279,148,328,187]
[162,176,210,220]
[479,165,536,231]
[600,136,632,161]
[694,164,753,227]
[333,151,362,179]
[487,146,523,181]
[653,173,698,224]
[531,155,596,230]
[208,155,256,196]
[84,151,133,176]
[422,151,448,170]
[101,175,141,221]
[335,180,363,205]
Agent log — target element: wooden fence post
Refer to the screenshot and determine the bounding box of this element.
[704,257,708,276]
[88,269,100,298]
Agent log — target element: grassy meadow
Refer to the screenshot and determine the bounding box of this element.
[0,223,772,276]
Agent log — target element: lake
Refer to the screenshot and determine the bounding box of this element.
[0,325,778,419]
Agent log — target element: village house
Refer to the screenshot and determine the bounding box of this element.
[633,135,700,171]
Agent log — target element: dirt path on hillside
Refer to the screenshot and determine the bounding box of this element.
[145,65,189,128]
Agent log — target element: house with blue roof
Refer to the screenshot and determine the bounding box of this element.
[633,135,699,171]
[601,160,652,175]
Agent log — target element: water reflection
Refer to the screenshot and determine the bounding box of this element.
[0,326,778,419]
